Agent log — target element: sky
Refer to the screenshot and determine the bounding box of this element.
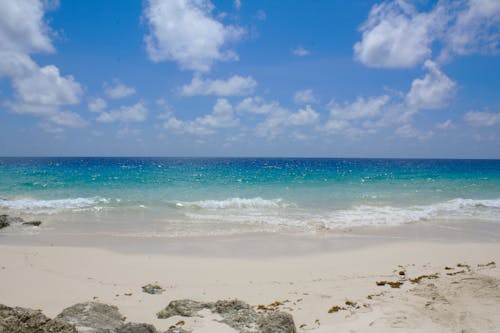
[0,0,499,158]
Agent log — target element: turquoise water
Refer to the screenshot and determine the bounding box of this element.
[1,158,500,234]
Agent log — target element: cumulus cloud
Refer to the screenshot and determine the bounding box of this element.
[104,80,136,99]
[406,60,456,110]
[354,0,500,68]
[236,96,280,114]
[328,95,390,120]
[144,0,244,72]
[464,111,500,127]
[88,97,107,113]
[0,0,86,129]
[180,75,257,96]
[0,0,55,54]
[97,102,148,123]
[164,98,239,135]
[354,1,438,68]
[292,46,310,56]
[395,124,433,140]
[293,89,317,104]
[249,99,320,139]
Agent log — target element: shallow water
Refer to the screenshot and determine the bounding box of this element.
[1,157,499,236]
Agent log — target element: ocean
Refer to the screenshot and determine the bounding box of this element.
[1,157,499,236]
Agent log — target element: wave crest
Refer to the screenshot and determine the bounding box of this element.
[171,197,292,210]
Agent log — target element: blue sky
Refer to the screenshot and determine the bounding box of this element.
[0,0,499,157]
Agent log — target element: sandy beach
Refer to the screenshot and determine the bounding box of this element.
[1,224,499,332]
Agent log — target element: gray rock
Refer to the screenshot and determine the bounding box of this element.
[163,327,190,333]
[116,323,157,333]
[141,284,164,295]
[0,303,77,333]
[23,221,42,227]
[0,215,8,229]
[212,300,260,332]
[56,302,124,333]
[157,300,210,318]
[258,311,296,333]
[157,299,296,333]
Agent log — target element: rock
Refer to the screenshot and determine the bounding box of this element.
[212,300,260,332]
[0,303,77,333]
[258,311,297,333]
[163,327,190,333]
[0,215,8,229]
[141,284,164,295]
[157,299,297,333]
[116,323,157,333]
[56,302,124,333]
[157,300,210,319]
[22,221,42,227]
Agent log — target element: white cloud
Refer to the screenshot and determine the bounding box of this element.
[354,0,500,68]
[49,111,87,128]
[288,105,319,126]
[164,98,239,135]
[395,124,433,140]
[464,111,500,127]
[406,60,456,110]
[292,46,310,56]
[236,96,279,114]
[354,1,438,68]
[116,127,142,138]
[144,0,244,72]
[444,0,500,57]
[253,101,320,139]
[0,0,55,54]
[293,89,317,104]
[88,97,107,113]
[180,75,257,96]
[328,95,390,120]
[436,119,455,130]
[0,0,86,129]
[97,102,148,123]
[104,80,136,99]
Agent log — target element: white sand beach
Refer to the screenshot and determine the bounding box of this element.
[1,228,499,332]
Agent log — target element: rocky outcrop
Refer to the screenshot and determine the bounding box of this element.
[258,312,296,333]
[116,323,157,333]
[157,300,210,318]
[56,302,124,333]
[0,304,77,333]
[157,299,296,333]
[0,215,8,229]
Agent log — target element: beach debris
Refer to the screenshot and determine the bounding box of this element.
[398,270,406,276]
[327,305,345,313]
[345,300,358,308]
[157,299,296,333]
[56,302,124,333]
[478,261,496,267]
[116,322,157,333]
[142,283,164,295]
[0,303,77,333]
[257,300,288,311]
[124,293,133,296]
[409,273,439,284]
[446,270,466,276]
[444,266,454,270]
[457,263,470,269]
[376,280,404,288]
